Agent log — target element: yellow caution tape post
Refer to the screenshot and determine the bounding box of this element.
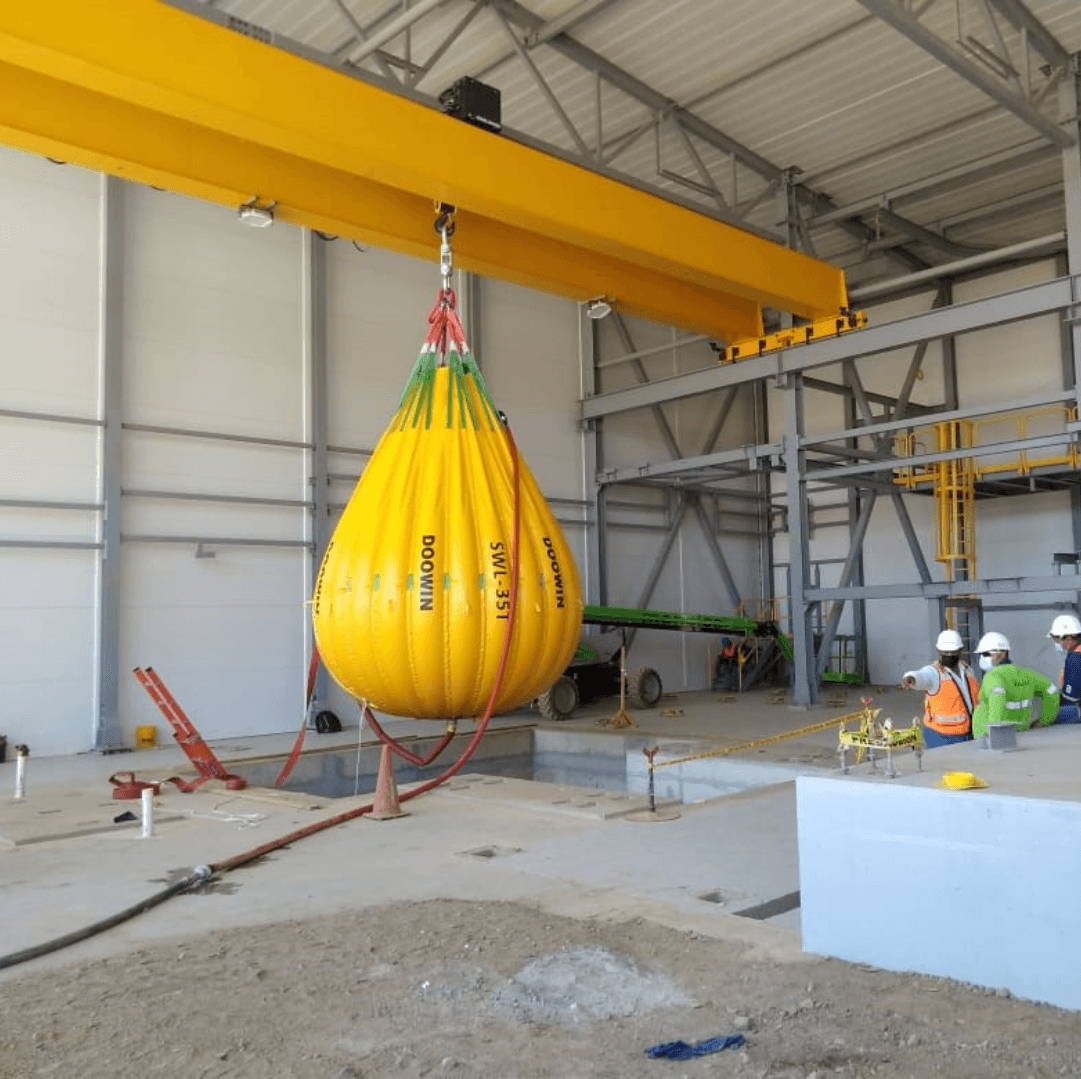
[653,709,865,770]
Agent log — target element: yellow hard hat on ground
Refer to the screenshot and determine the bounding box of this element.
[936,771,989,790]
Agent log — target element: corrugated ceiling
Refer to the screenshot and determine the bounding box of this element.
[198,0,1081,294]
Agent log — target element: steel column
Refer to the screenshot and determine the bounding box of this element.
[303,230,331,717]
[755,380,776,617]
[458,270,482,368]
[579,304,605,605]
[1061,61,1081,416]
[845,385,869,681]
[783,375,816,705]
[1060,63,1081,619]
[93,174,124,752]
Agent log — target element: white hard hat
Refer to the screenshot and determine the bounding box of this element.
[936,629,965,652]
[1048,614,1081,638]
[976,631,1010,653]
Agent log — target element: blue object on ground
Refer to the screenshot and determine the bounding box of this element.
[645,1034,746,1059]
[1054,702,1081,724]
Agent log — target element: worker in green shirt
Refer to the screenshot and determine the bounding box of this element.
[970,631,1059,738]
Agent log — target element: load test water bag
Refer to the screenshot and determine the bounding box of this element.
[313,299,583,719]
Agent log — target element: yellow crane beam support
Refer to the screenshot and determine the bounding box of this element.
[0,1,850,340]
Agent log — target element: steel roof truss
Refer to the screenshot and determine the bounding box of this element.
[407,3,484,89]
[984,0,1072,72]
[494,7,591,157]
[855,0,1073,147]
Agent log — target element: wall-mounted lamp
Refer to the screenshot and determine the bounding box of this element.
[238,195,275,227]
[586,296,613,320]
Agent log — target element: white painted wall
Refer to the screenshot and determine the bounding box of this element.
[0,146,590,755]
[119,184,308,747]
[0,149,101,758]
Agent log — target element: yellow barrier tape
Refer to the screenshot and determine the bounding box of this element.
[653,707,870,770]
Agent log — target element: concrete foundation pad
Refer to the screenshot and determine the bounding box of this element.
[798,725,1081,1010]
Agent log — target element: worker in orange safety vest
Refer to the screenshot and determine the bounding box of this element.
[900,628,979,748]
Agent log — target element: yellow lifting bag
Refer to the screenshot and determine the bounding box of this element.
[313,342,582,719]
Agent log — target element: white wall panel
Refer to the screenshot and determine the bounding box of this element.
[325,241,435,448]
[0,150,103,755]
[1,421,101,504]
[121,546,308,743]
[0,151,100,415]
[0,551,97,757]
[115,185,310,749]
[124,434,305,503]
[481,278,581,498]
[123,187,303,437]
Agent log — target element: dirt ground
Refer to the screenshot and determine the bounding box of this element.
[1,897,1079,1079]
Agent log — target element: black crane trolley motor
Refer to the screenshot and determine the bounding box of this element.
[439,76,502,133]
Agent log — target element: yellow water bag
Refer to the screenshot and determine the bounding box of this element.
[313,349,583,718]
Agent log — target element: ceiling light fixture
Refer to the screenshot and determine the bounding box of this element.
[238,195,275,227]
[586,296,613,319]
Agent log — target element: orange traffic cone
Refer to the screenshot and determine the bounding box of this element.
[369,744,408,820]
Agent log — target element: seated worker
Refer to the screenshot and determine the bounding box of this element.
[901,629,978,748]
[970,631,1058,738]
[1047,614,1081,724]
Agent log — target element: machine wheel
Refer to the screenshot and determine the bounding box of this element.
[538,675,579,720]
[314,709,342,734]
[630,667,663,709]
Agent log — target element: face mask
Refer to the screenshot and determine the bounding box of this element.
[939,654,960,670]
[979,655,993,671]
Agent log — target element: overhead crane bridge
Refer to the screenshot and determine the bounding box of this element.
[0,0,853,342]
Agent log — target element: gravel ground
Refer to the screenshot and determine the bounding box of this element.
[2,898,1079,1079]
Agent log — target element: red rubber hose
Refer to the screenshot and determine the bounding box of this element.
[209,422,522,876]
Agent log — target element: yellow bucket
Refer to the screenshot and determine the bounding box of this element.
[135,725,157,750]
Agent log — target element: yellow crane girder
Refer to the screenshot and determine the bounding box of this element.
[0,1,851,340]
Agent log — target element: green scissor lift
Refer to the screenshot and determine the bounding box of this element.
[536,604,798,721]
[585,604,797,696]
[583,604,864,685]
[581,604,794,664]
[539,604,860,721]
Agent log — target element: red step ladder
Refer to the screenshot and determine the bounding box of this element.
[133,667,246,792]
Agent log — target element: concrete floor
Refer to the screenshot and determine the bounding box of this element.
[0,684,919,980]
